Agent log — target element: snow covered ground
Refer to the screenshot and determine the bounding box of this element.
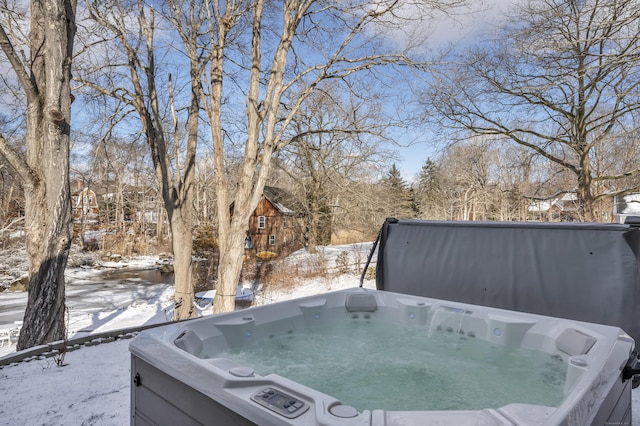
[0,244,639,425]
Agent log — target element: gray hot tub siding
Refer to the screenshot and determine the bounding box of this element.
[129,289,633,426]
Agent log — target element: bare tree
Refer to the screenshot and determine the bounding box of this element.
[426,0,640,221]
[0,0,77,349]
[202,0,463,312]
[491,144,538,221]
[194,151,217,225]
[81,0,208,319]
[438,140,500,220]
[0,161,24,247]
[277,86,393,253]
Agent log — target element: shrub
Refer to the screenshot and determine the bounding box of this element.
[365,266,376,281]
[193,225,219,254]
[335,250,350,274]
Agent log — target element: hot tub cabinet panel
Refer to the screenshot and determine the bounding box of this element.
[131,355,257,426]
[129,288,634,425]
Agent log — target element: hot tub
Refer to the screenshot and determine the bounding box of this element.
[129,288,634,425]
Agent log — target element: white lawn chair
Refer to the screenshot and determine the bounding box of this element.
[163,305,175,322]
[0,328,9,347]
[9,321,22,343]
[193,299,213,317]
[193,290,216,317]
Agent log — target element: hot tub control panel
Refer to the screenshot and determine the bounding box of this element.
[251,387,309,419]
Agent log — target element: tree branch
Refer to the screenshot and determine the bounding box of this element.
[0,21,37,102]
[0,133,37,190]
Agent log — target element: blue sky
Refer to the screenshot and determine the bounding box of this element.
[400,148,431,182]
[389,0,514,182]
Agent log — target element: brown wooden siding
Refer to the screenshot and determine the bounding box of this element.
[245,198,305,258]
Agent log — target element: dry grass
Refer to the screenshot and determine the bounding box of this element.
[242,255,331,295]
[330,229,376,245]
[97,233,154,257]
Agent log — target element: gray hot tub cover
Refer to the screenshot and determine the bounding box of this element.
[370,218,640,343]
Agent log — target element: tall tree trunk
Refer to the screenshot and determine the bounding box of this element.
[215,223,247,312]
[0,0,77,350]
[307,193,319,255]
[577,167,595,222]
[169,66,199,320]
[170,208,194,318]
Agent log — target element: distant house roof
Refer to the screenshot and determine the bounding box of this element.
[230,186,303,216]
[528,193,577,213]
[262,186,298,215]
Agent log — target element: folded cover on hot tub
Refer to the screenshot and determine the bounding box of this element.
[375,219,640,343]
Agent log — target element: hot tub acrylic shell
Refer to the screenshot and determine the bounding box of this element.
[129,288,634,425]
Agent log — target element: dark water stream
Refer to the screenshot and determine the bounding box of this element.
[86,268,174,286]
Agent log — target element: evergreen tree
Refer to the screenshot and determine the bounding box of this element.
[380,164,415,219]
[416,158,444,219]
[418,159,439,193]
[384,164,408,192]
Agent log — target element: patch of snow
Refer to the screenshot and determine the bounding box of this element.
[0,339,132,425]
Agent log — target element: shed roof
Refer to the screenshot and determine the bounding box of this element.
[262,186,301,215]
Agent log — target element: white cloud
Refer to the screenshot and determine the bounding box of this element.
[369,0,515,53]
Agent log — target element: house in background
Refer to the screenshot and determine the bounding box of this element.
[241,186,305,259]
[72,187,99,220]
[613,193,640,223]
[527,193,578,221]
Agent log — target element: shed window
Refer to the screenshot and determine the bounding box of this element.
[269,235,276,246]
[244,236,253,249]
[258,216,266,229]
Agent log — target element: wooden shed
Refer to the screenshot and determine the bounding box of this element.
[243,186,305,259]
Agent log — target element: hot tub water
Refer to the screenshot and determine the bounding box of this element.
[211,314,567,412]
